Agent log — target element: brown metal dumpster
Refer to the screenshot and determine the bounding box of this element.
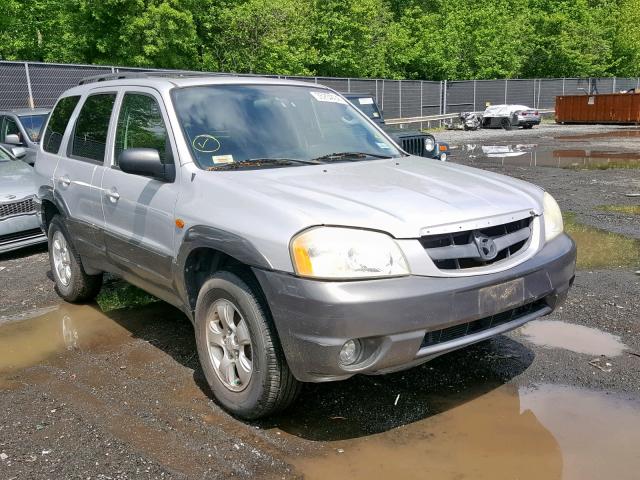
[555,92,640,124]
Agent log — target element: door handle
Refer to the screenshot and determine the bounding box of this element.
[105,188,120,203]
[59,175,71,187]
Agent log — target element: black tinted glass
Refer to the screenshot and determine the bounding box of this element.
[43,96,80,154]
[114,93,169,165]
[71,93,116,162]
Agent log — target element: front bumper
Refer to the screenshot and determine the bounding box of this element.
[0,213,46,254]
[254,233,576,382]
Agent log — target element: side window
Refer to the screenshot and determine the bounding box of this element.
[71,93,116,162]
[114,93,171,165]
[0,116,6,142]
[43,96,81,154]
[1,116,20,143]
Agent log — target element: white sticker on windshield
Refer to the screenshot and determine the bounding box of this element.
[310,91,347,104]
[212,154,234,165]
[376,142,391,149]
[358,97,374,105]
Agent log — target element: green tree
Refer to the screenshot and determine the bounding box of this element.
[613,0,640,77]
[201,0,317,75]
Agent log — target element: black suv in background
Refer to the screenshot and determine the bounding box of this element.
[342,93,449,161]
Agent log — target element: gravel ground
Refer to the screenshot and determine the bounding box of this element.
[1,123,639,479]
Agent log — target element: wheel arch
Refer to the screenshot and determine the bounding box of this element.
[177,225,273,318]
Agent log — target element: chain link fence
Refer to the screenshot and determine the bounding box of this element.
[2,60,640,119]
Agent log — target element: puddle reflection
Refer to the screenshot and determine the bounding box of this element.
[290,384,640,480]
[457,144,640,169]
[521,320,628,356]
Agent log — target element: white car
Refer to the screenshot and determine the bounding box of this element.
[482,105,541,130]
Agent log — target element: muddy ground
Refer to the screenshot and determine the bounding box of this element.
[1,123,639,479]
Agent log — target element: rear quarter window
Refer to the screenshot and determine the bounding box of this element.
[43,96,81,154]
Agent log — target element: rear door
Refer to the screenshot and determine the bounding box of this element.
[100,88,180,292]
[54,90,118,261]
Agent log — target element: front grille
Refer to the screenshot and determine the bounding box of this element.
[421,217,533,270]
[401,136,425,156]
[420,298,547,349]
[0,197,36,219]
[0,228,43,246]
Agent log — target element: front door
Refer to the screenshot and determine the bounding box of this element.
[100,88,180,292]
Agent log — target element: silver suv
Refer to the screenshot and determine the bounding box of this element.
[35,73,576,419]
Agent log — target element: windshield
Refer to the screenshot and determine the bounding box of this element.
[172,85,400,169]
[19,114,48,142]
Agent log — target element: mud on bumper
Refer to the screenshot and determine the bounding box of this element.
[253,234,576,382]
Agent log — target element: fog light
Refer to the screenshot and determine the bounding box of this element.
[440,152,447,162]
[339,339,361,365]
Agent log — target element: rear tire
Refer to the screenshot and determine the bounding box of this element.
[194,270,301,419]
[501,118,512,130]
[48,216,103,303]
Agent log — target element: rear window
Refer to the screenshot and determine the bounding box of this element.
[43,96,80,154]
[70,93,117,162]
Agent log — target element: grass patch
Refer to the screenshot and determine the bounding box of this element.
[564,213,640,269]
[565,159,640,170]
[597,204,640,215]
[97,281,159,312]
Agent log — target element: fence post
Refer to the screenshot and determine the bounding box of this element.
[420,81,423,130]
[504,79,508,104]
[347,78,351,93]
[398,80,402,118]
[442,80,447,114]
[562,78,565,96]
[381,79,385,114]
[375,79,378,103]
[24,63,35,109]
[473,79,477,112]
[533,79,536,108]
[612,77,616,93]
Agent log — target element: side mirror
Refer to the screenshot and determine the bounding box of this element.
[5,134,22,146]
[10,146,26,159]
[118,148,175,182]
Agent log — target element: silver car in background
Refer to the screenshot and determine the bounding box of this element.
[0,144,46,253]
[482,104,541,130]
[0,108,51,165]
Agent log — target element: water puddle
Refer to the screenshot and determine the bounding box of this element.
[0,303,176,373]
[520,320,628,356]
[457,144,640,169]
[289,384,640,480]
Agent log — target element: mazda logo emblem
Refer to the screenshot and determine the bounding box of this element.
[472,231,498,261]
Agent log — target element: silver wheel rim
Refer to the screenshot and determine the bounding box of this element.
[206,299,253,392]
[52,230,72,287]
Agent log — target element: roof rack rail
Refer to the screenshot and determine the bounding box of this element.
[78,71,244,86]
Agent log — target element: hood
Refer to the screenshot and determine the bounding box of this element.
[382,126,426,139]
[224,157,543,238]
[0,161,37,200]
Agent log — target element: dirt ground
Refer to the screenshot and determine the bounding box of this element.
[1,123,639,479]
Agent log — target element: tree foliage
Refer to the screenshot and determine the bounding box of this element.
[0,0,638,79]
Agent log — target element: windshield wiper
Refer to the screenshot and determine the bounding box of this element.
[311,151,393,162]
[207,157,318,171]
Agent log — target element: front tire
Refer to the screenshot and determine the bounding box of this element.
[501,118,513,130]
[48,216,103,303]
[195,271,301,419]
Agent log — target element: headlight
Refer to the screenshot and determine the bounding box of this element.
[291,227,410,279]
[425,137,435,152]
[543,192,563,241]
